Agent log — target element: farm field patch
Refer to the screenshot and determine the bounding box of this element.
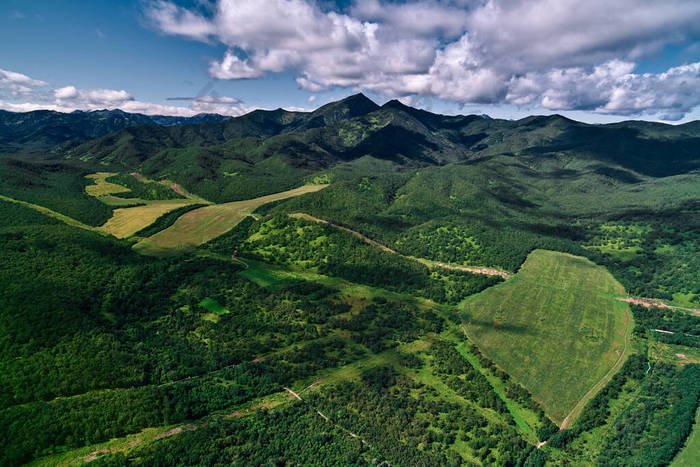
[85,172,131,197]
[98,200,193,238]
[134,185,327,256]
[460,249,632,425]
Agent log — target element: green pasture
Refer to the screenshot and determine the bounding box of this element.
[460,249,632,425]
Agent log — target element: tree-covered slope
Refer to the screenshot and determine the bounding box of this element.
[0,108,228,153]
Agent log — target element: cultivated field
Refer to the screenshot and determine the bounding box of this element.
[84,172,205,238]
[98,200,193,238]
[134,185,327,256]
[460,249,632,425]
[85,172,131,197]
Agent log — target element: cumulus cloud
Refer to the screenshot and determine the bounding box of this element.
[54,86,133,104]
[0,69,48,87]
[145,0,700,119]
[0,68,253,117]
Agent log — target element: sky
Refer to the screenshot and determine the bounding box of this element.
[1,0,699,123]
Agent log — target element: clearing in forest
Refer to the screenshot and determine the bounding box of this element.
[460,249,632,425]
[84,172,131,197]
[85,172,204,238]
[134,185,327,256]
[99,200,194,238]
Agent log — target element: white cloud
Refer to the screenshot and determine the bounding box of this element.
[144,0,216,41]
[54,86,133,104]
[145,0,700,119]
[0,69,254,117]
[209,50,264,79]
[0,68,48,87]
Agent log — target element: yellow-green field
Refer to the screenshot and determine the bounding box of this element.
[84,172,206,239]
[85,172,131,197]
[98,200,193,238]
[460,249,632,425]
[134,185,327,256]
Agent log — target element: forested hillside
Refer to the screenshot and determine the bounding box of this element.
[0,94,698,466]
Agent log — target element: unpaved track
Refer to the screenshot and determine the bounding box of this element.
[290,212,512,279]
[559,306,633,429]
[284,387,369,445]
[617,296,700,315]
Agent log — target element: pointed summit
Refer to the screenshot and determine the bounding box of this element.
[309,93,379,125]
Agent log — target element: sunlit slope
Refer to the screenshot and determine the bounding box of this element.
[461,249,632,425]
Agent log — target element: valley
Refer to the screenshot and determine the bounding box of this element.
[0,94,697,466]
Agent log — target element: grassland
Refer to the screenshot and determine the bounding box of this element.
[199,298,229,322]
[85,172,131,196]
[134,185,327,256]
[84,172,205,239]
[460,249,632,425]
[98,200,194,238]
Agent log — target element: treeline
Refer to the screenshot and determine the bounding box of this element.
[0,158,113,225]
[631,304,700,348]
[105,173,183,200]
[584,217,700,305]
[328,297,444,353]
[466,343,556,440]
[631,304,700,336]
[1,201,392,464]
[428,341,511,418]
[597,363,700,466]
[0,337,366,465]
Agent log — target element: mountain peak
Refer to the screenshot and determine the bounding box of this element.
[309,92,379,125]
[381,99,409,109]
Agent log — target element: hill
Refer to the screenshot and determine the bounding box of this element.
[0,108,228,153]
[0,94,698,466]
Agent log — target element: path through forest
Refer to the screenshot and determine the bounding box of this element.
[289,212,512,279]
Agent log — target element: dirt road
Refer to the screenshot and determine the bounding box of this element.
[289,212,512,279]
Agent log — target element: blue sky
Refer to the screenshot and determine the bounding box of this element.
[1,0,699,123]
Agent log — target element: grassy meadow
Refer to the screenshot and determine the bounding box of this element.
[84,172,131,197]
[98,200,194,238]
[460,249,632,425]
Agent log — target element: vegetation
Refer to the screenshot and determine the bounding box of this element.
[461,249,632,424]
[210,213,501,304]
[0,94,698,466]
[0,158,113,225]
[134,184,327,255]
[105,173,184,200]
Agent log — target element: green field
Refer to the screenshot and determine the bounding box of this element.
[199,298,229,322]
[460,249,632,425]
[134,185,327,256]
